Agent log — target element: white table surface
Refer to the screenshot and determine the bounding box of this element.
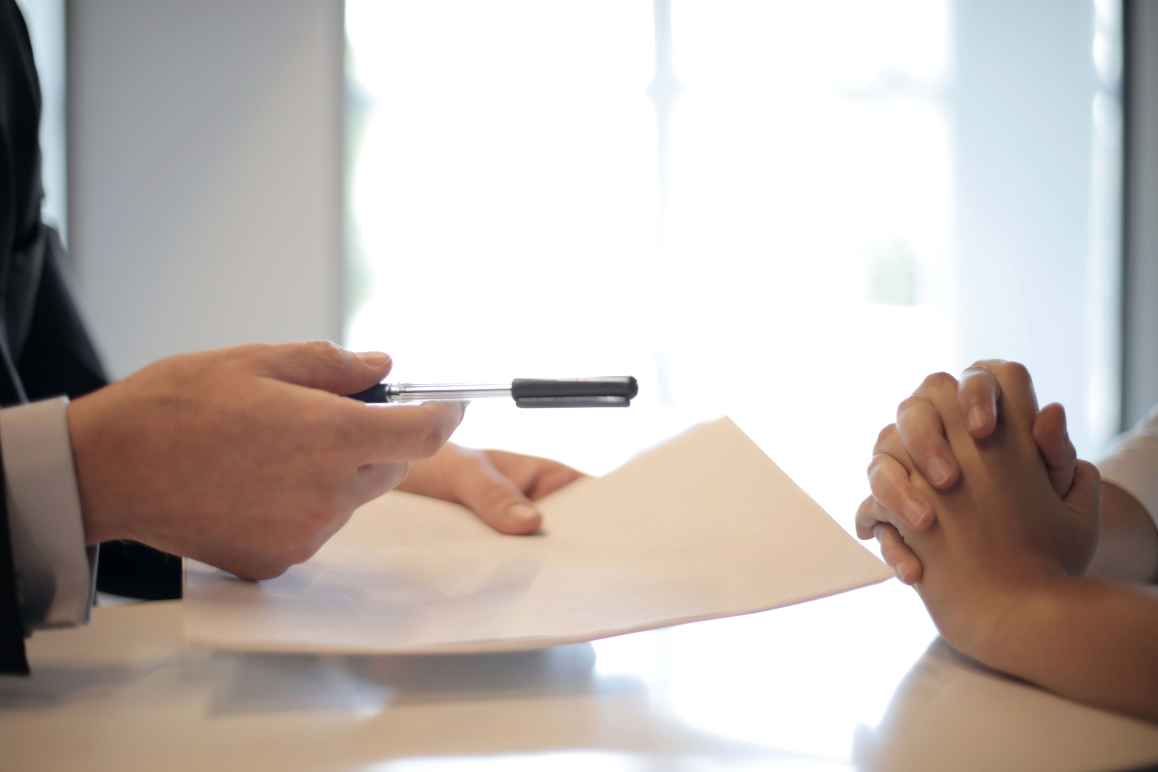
[4,581,1158,772]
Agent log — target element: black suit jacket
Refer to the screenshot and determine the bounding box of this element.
[1,0,179,675]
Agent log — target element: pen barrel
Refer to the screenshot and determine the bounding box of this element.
[387,383,511,402]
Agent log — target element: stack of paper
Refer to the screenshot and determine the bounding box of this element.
[183,418,890,653]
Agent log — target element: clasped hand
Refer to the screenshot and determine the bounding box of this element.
[857,361,1101,659]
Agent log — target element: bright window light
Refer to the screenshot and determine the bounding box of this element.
[345,1,1120,527]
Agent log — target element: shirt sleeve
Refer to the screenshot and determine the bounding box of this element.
[0,397,96,630]
[1098,405,1158,534]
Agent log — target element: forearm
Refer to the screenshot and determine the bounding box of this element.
[1086,482,1158,584]
[978,577,1158,722]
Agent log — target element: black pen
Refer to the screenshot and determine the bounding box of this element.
[349,376,638,408]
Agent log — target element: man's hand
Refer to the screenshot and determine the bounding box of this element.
[857,360,1087,583]
[400,445,584,534]
[68,342,465,580]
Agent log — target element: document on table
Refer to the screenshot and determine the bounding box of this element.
[183,417,892,654]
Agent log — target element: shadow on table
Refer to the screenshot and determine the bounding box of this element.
[203,642,617,716]
[201,641,794,768]
[349,643,618,704]
[0,660,166,711]
[851,639,1158,772]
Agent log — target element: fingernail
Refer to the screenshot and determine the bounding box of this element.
[905,498,931,529]
[508,503,540,524]
[927,457,954,487]
[894,565,908,583]
[357,351,391,370]
[507,502,541,532]
[968,406,988,433]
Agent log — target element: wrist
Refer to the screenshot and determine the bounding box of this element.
[961,574,1076,670]
[67,393,128,544]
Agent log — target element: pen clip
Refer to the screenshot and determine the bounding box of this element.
[511,377,638,408]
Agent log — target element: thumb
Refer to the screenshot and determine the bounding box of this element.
[1064,459,1101,520]
[250,341,391,395]
[454,458,543,535]
[1059,459,1101,575]
[1033,403,1078,497]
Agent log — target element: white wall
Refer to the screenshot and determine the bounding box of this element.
[69,0,344,378]
[17,0,67,238]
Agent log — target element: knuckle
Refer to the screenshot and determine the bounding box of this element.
[919,371,958,395]
[307,484,346,524]
[307,339,345,365]
[326,482,352,513]
[874,423,898,451]
[1001,360,1032,386]
[231,551,295,581]
[965,358,1001,376]
[866,456,896,493]
[283,538,320,567]
[330,409,364,450]
[259,561,292,580]
[240,562,288,582]
[895,396,931,425]
[866,451,888,476]
[896,396,923,414]
[231,342,271,361]
[867,472,908,518]
[959,368,992,396]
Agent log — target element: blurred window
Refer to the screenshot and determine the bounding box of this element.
[345,1,1121,522]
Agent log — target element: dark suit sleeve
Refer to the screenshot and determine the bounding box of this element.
[14,227,105,401]
[0,448,29,675]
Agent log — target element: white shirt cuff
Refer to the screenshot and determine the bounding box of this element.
[1098,405,1158,535]
[0,397,96,629]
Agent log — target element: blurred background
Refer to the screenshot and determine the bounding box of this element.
[16,0,1158,535]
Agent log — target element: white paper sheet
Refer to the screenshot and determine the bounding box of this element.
[183,417,891,654]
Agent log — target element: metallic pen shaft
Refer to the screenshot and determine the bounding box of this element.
[385,383,511,402]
